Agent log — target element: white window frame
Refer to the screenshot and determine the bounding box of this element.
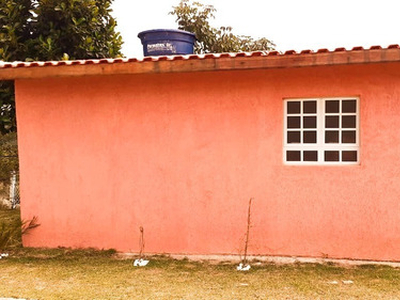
[283,97,360,165]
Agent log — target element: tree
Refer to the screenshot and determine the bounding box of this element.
[30,0,123,61]
[0,0,34,134]
[170,0,275,54]
[0,0,123,134]
[0,0,33,62]
[0,132,18,181]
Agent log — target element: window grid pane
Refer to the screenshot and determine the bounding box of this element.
[303,131,317,143]
[287,150,301,161]
[304,151,318,161]
[287,101,301,114]
[303,101,317,114]
[342,150,357,162]
[303,116,317,128]
[342,100,357,113]
[325,151,340,162]
[287,131,301,144]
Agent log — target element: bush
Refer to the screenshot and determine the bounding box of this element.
[0,212,39,251]
[0,132,18,181]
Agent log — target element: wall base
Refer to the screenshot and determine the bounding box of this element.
[116,253,400,268]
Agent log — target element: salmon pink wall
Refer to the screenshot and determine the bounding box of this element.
[16,62,400,261]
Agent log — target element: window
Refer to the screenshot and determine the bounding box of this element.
[284,97,359,165]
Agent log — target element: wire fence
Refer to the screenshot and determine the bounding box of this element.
[0,155,19,209]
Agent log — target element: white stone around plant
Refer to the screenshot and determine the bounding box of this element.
[133,258,149,267]
[236,263,251,271]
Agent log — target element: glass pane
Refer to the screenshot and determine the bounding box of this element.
[325,116,339,128]
[287,117,300,128]
[342,131,356,143]
[303,116,316,128]
[286,151,301,161]
[342,151,358,162]
[342,115,356,128]
[303,101,317,114]
[287,131,300,143]
[304,151,318,161]
[325,151,339,161]
[342,100,357,113]
[303,131,317,143]
[287,102,300,114]
[325,131,339,143]
[325,100,339,113]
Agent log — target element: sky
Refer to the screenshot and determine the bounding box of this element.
[111,0,400,58]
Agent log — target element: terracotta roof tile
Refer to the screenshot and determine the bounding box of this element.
[157,56,169,61]
[250,51,264,57]
[267,51,279,56]
[187,54,200,60]
[203,53,215,59]
[235,52,247,57]
[172,55,185,60]
[219,53,231,58]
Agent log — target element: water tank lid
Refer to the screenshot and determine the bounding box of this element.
[137,29,196,39]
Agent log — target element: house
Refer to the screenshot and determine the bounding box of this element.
[1,45,400,261]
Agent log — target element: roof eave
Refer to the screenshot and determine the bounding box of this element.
[1,46,400,80]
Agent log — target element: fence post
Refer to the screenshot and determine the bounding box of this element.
[9,171,17,209]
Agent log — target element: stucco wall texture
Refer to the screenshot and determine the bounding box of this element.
[16,62,400,261]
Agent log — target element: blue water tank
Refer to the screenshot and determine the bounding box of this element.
[138,29,196,56]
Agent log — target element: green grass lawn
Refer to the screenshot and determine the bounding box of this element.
[1,209,400,299]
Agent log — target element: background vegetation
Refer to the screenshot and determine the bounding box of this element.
[170,0,275,54]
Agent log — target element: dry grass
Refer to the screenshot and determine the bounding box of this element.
[1,209,400,299]
[0,208,23,249]
[1,249,400,299]
[0,208,20,229]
